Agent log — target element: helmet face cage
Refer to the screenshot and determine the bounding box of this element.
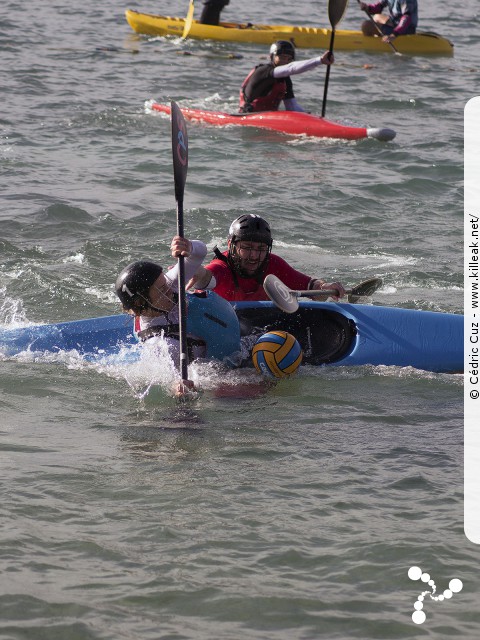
[115,261,163,313]
[269,40,295,62]
[228,214,273,278]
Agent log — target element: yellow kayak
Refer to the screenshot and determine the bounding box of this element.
[125,10,454,56]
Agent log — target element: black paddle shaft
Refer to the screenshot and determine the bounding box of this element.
[321,0,349,118]
[171,101,189,381]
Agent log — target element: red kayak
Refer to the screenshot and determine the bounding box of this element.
[148,101,396,141]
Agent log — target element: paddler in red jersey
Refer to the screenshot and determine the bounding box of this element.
[184,214,346,302]
[239,40,334,114]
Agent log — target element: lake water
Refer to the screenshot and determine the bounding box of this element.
[1,0,479,638]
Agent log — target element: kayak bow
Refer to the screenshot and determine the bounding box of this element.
[147,102,396,141]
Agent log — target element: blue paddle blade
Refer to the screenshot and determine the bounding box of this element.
[171,101,188,205]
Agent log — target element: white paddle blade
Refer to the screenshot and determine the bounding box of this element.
[263,274,299,314]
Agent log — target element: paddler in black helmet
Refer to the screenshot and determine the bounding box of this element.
[239,41,334,114]
[115,236,209,396]
[185,214,346,302]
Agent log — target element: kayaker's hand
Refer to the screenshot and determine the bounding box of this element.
[359,2,369,11]
[382,34,396,44]
[174,379,197,399]
[321,281,346,301]
[321,51,334,65]
[171,236,192,258]
[310,279,346,301]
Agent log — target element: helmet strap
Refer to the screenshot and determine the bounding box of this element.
[132,290,179,316]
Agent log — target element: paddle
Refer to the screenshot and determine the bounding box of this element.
[170,101,190,383]
[321,0,349,118]
[182,0,195,39]
[263,274,383,313]
[356,0,402,56]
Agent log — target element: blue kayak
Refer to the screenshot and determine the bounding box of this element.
[0,296,463,374]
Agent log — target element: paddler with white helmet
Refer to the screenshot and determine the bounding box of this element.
[239,40,334,114]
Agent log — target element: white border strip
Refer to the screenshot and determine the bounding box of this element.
[465,97,480,543]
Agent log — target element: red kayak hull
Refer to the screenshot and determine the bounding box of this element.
[148,102,396,141]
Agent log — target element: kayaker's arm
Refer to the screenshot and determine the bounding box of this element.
[391,14,414,36]
[167,238,208,290]
[169,237,215,290]
[358,1,387,15]
[186,266,215,291]
[272,51,334,79]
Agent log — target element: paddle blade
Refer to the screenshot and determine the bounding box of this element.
[182,0,195,39]
[171,101,189,381]
[171,101,188,205]
[263,274,299,314]
[347,277,382,303]
[328,0,349,29]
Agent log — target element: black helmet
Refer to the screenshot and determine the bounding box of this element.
[115,260,163,312]
[228,214,273,247]
[269,40,295,61]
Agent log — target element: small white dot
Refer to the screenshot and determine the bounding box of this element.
[408,566,422,580]
[449,579,463,593]
[421,573,430,582]
[443,589,453,599]
[418,595,424,602]
[438,595,444,601]
[428,580,435,586]
[412,610,426,624]
[414,601,423,611]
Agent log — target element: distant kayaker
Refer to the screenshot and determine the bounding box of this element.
[199,0,229,25]
[239,41,333,114]
[359,0,418,44]
[184,214,347,302]
[115,237,209,397]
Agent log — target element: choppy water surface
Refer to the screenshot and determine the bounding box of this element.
[1,0,479,638]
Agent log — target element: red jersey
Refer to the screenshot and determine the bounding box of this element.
[205,251,312,301]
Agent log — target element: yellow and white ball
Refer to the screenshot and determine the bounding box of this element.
[252,330,303,378]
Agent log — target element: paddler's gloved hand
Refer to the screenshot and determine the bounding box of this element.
[382,33,396,44]
[359,2,369,11]
[322,281,346,301]
[321,51,334,65]
[174,379,197,399]
[171,235,192,258]
[310,279,346,302]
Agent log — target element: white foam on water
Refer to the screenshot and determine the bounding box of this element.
[0,290,34,329]
[63,252,85,264]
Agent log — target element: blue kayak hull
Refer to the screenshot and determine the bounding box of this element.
[0,301,463,373]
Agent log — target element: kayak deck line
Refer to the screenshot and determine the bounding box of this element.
[147,102,396,142]
[125,10,454,56]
